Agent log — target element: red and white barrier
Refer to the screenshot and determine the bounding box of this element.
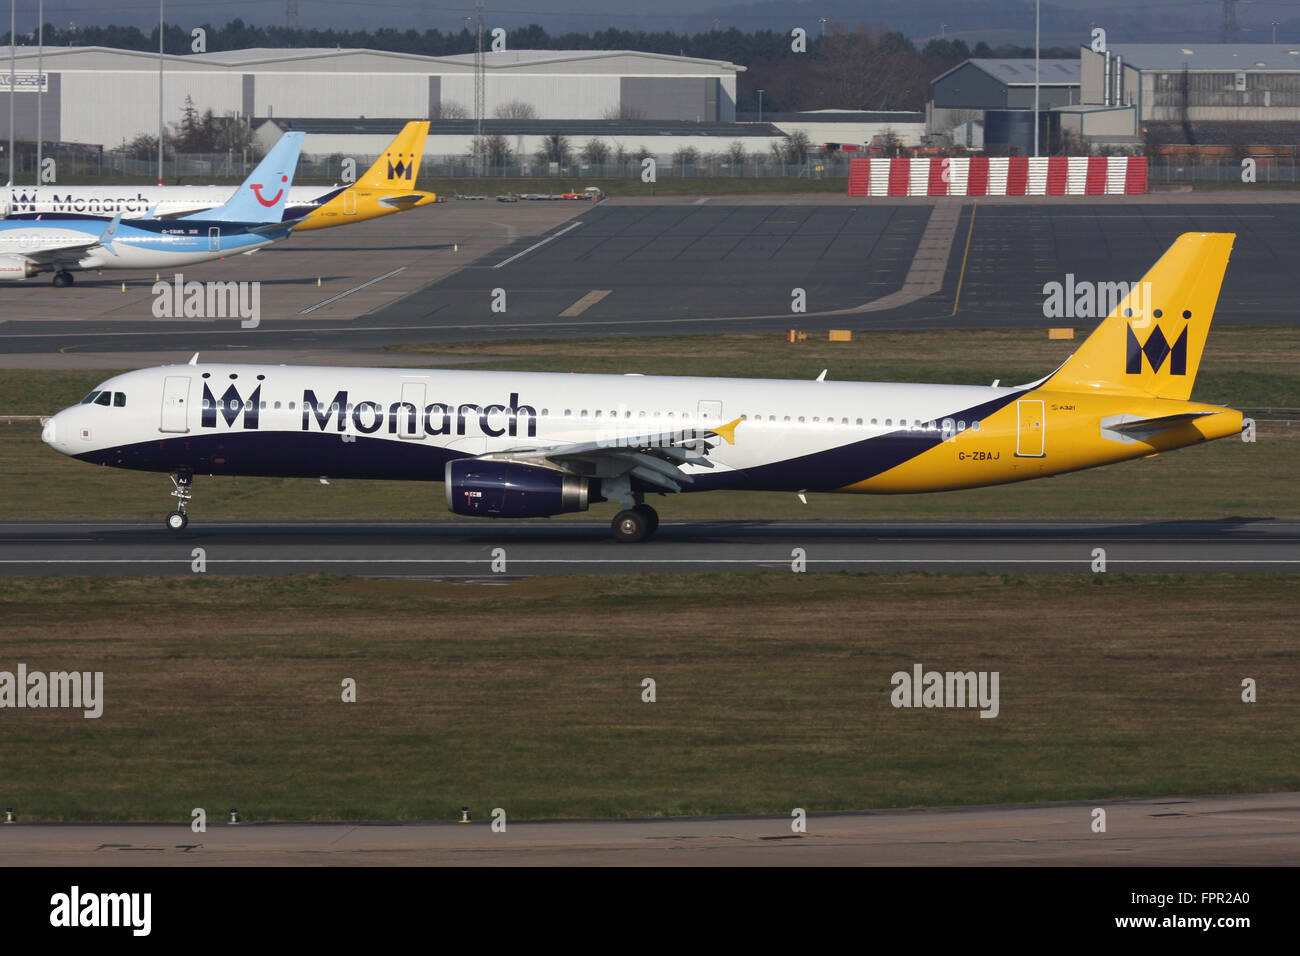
[847,156,1147,197]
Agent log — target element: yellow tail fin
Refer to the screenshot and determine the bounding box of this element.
[1046,232,1234,400]
[357,121,430,189]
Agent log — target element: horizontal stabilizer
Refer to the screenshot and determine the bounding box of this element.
[1101,411,1216,444]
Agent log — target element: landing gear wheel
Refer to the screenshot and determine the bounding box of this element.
[52,271,74,287]
[166,473,193,531]
[632,503,659,536]
[611,508,651,543]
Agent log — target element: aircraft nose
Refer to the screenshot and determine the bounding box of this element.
[42,409,72,454]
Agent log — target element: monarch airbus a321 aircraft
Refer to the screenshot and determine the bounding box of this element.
[41,233,1244,542]
[0,121,435,231]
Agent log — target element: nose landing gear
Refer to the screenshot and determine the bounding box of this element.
[166,473,193,531]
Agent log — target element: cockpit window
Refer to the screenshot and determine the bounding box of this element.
[94,392,111,407]
[80,391,101,405]
[113,392,126,407]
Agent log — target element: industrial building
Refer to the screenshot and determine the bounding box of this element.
[0,45,744,151]
[1071,43,1300,144]
[929,58,1081,155]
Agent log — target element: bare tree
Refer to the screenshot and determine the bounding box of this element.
[782,131,811,164]
[440,101,470,119]
[469,133,513,168]
[601,104,648,121]
[494,100,538,120]
[581,138,611,164]
[726,141,749,165]
[534,132,572,166]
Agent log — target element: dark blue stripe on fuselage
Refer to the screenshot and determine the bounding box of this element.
[75,388,1030,492]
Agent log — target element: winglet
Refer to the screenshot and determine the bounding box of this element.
[708,416,744,445]
[97,212,124,252]
[188,352,199,365]
[816,369,827,382]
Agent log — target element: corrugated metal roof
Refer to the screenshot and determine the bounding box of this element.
[1094,44,1300,71]
[255,118,784,138]
[967,59,1080,85]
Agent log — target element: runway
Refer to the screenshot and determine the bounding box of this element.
[1,518,1296,576]
[2,792,1295,865]
[3,194,1300,363]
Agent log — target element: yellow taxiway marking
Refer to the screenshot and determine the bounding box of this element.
[559,289,612,317]
[950,203,978,317]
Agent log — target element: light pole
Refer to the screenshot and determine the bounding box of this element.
[158,0,164,184]
[819,17,827,38]
[36,0,42,180]
[1273,21,1280,44]
[756,89,764,124]
[8,0,15,186]
[1033,0,1040,158]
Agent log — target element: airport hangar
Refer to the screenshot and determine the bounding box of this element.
[0,45,745,147]
[0,44,928,164]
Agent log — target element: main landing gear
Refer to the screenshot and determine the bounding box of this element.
[51,270,74,287]
[610,503,659,543]
[165,472,193,531]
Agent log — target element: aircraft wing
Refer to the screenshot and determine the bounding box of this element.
[16,235,101,266]
[491,417,742,493]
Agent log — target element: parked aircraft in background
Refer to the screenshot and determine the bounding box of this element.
[41,234,1244,541]
[0,132,304,286]
[0,121,434,231]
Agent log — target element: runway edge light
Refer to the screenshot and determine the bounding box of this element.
[229,808,240,825]
[4,807,14,823]
[460,806,471,823]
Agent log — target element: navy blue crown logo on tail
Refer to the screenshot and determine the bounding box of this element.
[387,152,412,180]
[1126,323,1187,375]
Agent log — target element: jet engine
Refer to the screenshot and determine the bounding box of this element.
[0,256,37,280]
[445,459,590,518]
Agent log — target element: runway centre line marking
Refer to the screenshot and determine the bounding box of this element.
[558,289,612,317]
[4,559,1299,566]
[298,267,407,314]
[493,221,583,269]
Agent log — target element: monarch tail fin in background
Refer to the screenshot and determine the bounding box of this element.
[358,121,430,189]
[1045,232,1235,401]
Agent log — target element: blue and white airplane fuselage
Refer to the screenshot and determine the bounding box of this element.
[0,218,289,270]
[0,131,304,285]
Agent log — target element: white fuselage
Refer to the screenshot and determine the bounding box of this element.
[2,185,329,221]
[42,363,1020,492]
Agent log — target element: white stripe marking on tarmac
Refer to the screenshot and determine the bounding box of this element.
[493,221,582,269]
[299,267,407,314]
[2,559,1296,566]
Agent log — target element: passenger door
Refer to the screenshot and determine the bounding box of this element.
[159,375,191,433]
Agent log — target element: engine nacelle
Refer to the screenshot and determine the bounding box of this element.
[445,458,589,518]
[0,256,37,281]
